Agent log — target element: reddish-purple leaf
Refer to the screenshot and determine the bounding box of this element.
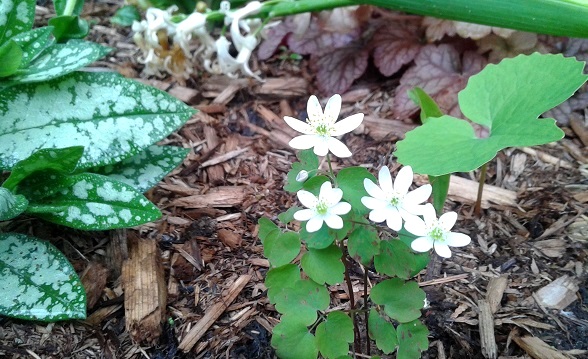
[313,44,369,95]
[371,21,424,76]
[287,19,360,56]
[393,44,487,119]
[258,19,298,60]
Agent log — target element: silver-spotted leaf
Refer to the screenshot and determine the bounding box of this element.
[397,320,429,359]
[395,53,588,175]
[0,233,86,321]
[92,145,189,192]
[0,72,196,170]
[368,309,399,354]
[370,278,425,323]
[0,39,22,77]
[8,40,111,84]
[316,311,353,359]
[272,319,318,359]
[25,172,161,230]
[11,27,54,67]
[0,0,35,45]
[300,244,344,285]
[0,187,28,220]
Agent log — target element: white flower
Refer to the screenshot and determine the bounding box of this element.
[284,95,364,158]
[295,170,309,182]
[206,35,262,81]
[294,181,351,233]
[173,12,215,56]
[405,203,471,258]
[361,166,431,231]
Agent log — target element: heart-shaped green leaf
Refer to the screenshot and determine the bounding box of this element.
[92,145,189,192]
[370,278,425,323]
[258,217,279,244]
[0,72,195,170]
[0,233,86,321]
[397,320,429,359]
[368,309,398,354]
[264,231,301,268]
[24,172,161,230]
[316,311,354,359]
[0,0,35,45]
[301,244,344,285]
[395,53,588,176]
[347,224,380,266]
[272,318,318,359]
[274,279,329,326]
[0,187,28,220]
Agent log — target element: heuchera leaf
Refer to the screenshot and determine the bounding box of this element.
[287,18,359,56]
[0,0,35,45]
[274,279,330,326]
[0,187,28,220]
[397,320,429,359]
[272,318,318,359]
[0,72,196,170]
[316,311,354,359]
[0,233,86,321]
[300,244,344,285]
[3,146,84,191]
[374,240,429,280]
[395,53,588,176]
[313,44,369,95]
[10,27,55,67]
[371,21,424,77]
[347,224,380,266]
[92,145,189,193]
[264,231,301,268]
[257,16,297,60]
[370,278,425,323]
[24,173,161,230]
[368,309,399,354]
[393,44,487,119]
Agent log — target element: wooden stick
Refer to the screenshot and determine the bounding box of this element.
[478,300,498,359]
[178,274,251,352]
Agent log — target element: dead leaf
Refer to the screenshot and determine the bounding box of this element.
[477,32,539,63]
[371,21,424,76]
[422,17,456,42]
[313,43,370,95]
[393,44,487,119]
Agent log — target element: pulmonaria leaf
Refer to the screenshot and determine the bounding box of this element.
[271,317,318,359]
[0,187,28,221]
[316,311,354,359]
[393,44,487,119]
[0,0,35,45]
[0,233,86,321]
[395,53,588,176]
[313,43,369,98]
[370,278,425,323]
[300,244,344,285]
[371,21,424,76]
[368,309,398,354]
[397,320,429,359]
[10,27,54,68]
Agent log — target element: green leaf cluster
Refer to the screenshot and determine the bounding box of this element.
[0,0,195,322]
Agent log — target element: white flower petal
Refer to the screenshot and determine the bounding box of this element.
[326,137,352,157]
[306,216,324,232]
[297,190,318,208]
[368,209,387,223]
[331,202,351,215]
[444,232,471,247]
[378,166,393,193]
[313,138,330,156]
[385,212,403,231]
[411,236,434,252]
[324,187,343,205]
[404,184,432,211]
[318,181,333,199]
[331,113,364,136]
[361,196,387,210]
[324,213,343,229]
[399,210,421,224]
[439,211,457,231]
[307,95,323,120]
[364,179,386,199]
[404,216,428,236]
[289,135,318,150]
[434,242,452,258]
[421,203,437,226]
[284,116,312,134]
[324,94,342,123]
[294,208,315,221]
[394,166,414,196]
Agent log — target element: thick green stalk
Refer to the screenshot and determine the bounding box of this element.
[63,0,77,16]
[259,0,588,38]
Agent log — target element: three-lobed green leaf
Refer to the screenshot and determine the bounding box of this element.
[301,244,344,285]
[273,279,330,326]
[374,240,429,280]
[395,53,588,176]
[316,311,354,359]
[264,231,301,268]
[0,233,86,321]
[337,167,375,215]
[347,224,380,266]
[368,309,399,354]
[397,320,429,359]
[272,318,318,359]
[370,278,425,323]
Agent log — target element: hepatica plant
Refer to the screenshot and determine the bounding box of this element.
[260,53,586,358]
[0,0,194,321]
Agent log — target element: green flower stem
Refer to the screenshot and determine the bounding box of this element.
[326,153,336,184]
[63,0,77,16]
[251,0,588,38]
[474,162,488,216]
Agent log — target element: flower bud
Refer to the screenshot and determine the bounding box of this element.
[295,170,309,182]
